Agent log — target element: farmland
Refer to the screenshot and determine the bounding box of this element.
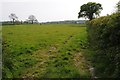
[2,24,91,78]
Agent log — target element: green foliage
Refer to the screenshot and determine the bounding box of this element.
[87,13,120,77]
[116,0,120,13]
[78,2,103,20]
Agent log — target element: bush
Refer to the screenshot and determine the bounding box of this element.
[87,13,120,78]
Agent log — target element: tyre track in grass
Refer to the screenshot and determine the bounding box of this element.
[21,49,51,78]
[63,34,93,78]
[73,51,97,78]
[73,52,91,77]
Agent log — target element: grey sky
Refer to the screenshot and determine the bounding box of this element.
[1,0,119,22]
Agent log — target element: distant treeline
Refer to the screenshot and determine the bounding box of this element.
[1,20,87,25]
[87,13,120,77]
[44,20,86,24]
[1,21,39,25]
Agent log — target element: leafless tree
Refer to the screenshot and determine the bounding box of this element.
[9,13,18,24]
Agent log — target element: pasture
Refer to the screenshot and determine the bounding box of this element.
[2,24,90,78]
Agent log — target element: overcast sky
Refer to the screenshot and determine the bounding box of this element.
[1,0,119,22]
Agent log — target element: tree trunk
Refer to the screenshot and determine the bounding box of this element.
[89,14,93,21]
[32,20,33,24]
[13,19,15,24]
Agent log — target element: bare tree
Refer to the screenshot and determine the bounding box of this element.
[9,13,18,24]
[28,15,38,24]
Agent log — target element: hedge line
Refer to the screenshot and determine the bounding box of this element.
[87,13,120,78]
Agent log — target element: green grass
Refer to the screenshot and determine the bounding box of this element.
[2,24,90,78]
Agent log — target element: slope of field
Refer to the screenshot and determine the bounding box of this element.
[2,24,90,78]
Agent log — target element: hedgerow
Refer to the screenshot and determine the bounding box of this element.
[87,13,120,77]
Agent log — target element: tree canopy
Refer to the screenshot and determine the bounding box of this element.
[28,15,38,24]
[78,2,103,20]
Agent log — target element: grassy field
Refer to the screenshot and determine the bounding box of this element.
[2,24,90,78]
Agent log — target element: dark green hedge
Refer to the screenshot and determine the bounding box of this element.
[87,13,120,78]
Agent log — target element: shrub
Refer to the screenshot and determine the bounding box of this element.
[87,13,120,77]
